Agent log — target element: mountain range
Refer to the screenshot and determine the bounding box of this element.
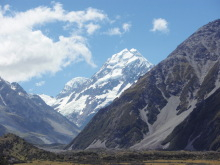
[0,19,219,152]
[0,78,79,145]
[66,19,220,151]
[40,48,153,128]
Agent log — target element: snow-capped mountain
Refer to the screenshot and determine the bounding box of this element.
[40,49,153,128]
[67,20,220,151]
[57,77,91,99]
[39,77,90,107]
[38,94,57,107]
[0,77,80,145]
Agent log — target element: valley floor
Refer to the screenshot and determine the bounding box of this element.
[15,150,220,165]
[16,159,220,165]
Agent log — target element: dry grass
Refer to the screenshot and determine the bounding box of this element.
[143,159,220,165]
[16,160,81,165]
[16,159,220,165]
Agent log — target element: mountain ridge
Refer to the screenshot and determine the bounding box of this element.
[0,77,80,145]
[66,19,220,150]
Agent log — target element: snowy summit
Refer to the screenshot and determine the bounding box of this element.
[40,48,153,128]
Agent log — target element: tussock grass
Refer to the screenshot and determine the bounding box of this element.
[15,159,220,165]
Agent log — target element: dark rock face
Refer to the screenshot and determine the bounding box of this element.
[0,78,79,144]
[67,19,220,151]
[0,124,6,136]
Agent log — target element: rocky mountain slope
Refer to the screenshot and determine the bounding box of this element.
[0,78,80,145]
[40,49,153,128]
[66,19,220,151]
[162,86,220,151]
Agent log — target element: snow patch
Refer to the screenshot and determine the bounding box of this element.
[95,82,123,109]
[162,142,170,149]
[61,77,89,92]
[18,92,25,96]
[0,94,7,106]
[86,139,106,149]
[185,134,201,151]
[206,76,220,98]
[39,94,57,106]
[59,95,89,116]
[93,68,122,87]
[38,136,53,144]
[10,85,16,90]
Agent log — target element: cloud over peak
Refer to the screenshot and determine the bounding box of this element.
[106,22,132,36]
[35,81,45,87]
[0,3,106,82]
[151,18,169,33]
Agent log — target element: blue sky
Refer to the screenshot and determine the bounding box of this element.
[0,0,219,96]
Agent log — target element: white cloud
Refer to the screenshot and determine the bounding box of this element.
[0,4,10,14]
[86,23,100,35]
[0,3,107,82]
[35,81,45,87]
[151,18,169,33]
[105,22,131,36]
[106,27,122,35]
[122,23,131,32]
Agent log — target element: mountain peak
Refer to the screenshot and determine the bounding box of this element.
[65,77,90,89]
[41,48,153,128]
[93,48,153,84]
[109,48,143,63]
[108,48,132,64]
[105,48,152,69]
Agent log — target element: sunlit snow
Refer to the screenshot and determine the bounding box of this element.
[40,48,153,127]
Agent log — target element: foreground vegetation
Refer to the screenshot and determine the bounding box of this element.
[16,159,220,165]
[13,150,220,165]
[1,134,220,165]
